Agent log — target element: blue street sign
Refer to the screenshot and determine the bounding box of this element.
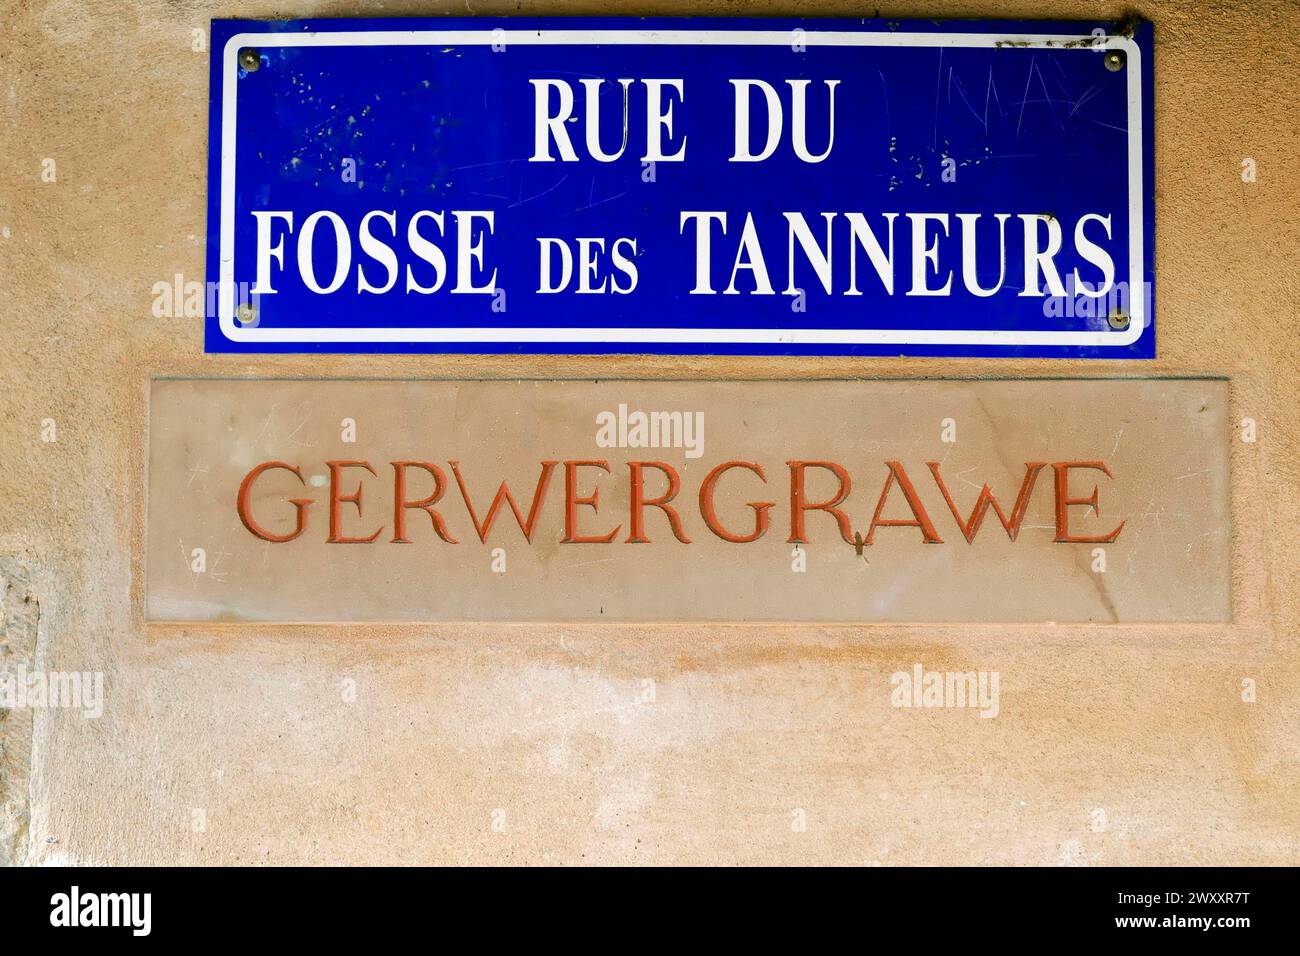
[206,17,1154,357]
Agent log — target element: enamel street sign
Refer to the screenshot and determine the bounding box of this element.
[205,17,1155,356]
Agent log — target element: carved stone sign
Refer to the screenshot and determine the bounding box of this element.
[146,379,1227,622]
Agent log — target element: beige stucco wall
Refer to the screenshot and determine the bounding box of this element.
[1,0,1296,865]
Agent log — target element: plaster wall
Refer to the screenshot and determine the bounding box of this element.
[0,0,1296,864]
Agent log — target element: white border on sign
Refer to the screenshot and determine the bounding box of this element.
[218,29,1145,347]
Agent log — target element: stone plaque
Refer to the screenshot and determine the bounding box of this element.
[146,379,1228,623]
